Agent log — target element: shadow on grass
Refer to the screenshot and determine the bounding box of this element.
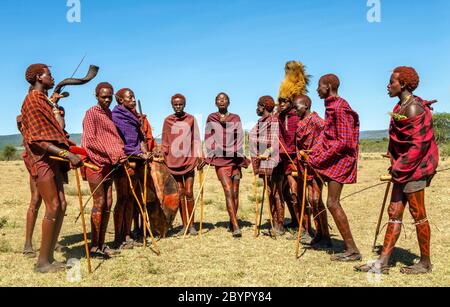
[167,222,216,237]
[373,245,418,266]
[215,219,253,230]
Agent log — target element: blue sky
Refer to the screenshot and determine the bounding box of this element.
[1,0,449,136]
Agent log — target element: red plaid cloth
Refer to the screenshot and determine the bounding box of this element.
[20,90,69,164]
[388,96,439,184]
[296,112,325,181]
[308,97,360,184]
[249,114,280,176]
[82,106,126,168]
[279,109,301,155]
[141,115,158,152]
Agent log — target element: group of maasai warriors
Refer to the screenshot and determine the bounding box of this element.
[17,60,439,275]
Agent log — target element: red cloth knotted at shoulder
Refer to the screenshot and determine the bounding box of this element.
[388,96,439,184]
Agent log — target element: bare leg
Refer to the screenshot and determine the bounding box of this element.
[88,180,106,251]
[217,172,240,235]
[35,176,63,270]
[309,179,331,245]
[401,190,432,273]
[327,181,360,260]
[24,176,42,254]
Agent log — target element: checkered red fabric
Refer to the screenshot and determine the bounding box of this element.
[308,97,360,184]
[296,112,325,181]
[249,114,280,176]
[20,90,69,164]
[388,96,439,184]
[82,106,126,168]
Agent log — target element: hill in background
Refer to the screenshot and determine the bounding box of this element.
[1,130,389,150]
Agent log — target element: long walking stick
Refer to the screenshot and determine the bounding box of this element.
[183,165,211,238]
[296,165,308,258]
[257,178,266,237]
[143,162,148,248]
[264,175,276,238]
[199,168,205,237]
[372,175,393,252]
[74,168,92,274]
[124,165,161,256]
[253,175,259,238]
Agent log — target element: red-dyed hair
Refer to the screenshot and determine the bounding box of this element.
[393,66,420,92]
[258,95,275,113]
[95,82,114,96]
[319,74,340,91]
[115,88,133,102]
[171,93,186,103]
[25,63,49,85]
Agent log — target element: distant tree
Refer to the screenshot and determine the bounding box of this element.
[433,113,450,144]
[2,145,17,161]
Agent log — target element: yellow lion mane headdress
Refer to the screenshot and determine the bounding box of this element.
[278,60,311,101]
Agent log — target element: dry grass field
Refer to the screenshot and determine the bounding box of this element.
[0,154,449,287]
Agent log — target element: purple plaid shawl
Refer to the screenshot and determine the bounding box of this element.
[112,105,143,156]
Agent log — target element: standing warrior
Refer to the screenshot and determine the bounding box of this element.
[204,93,250,238]
[20,64,82,273]
[161,94,202,236]
[81,82,128,258]
[306,74,362,262]
[293,95,331,248]
[276,61,311,236]
[112,88,149,249]
[356,67,439,274]
[18,105,67,258]
[249,96,280,232]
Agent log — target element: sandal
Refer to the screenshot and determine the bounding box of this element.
[232,229,242,238]
[400,263,432,275]
[354,262,390,275]
[34,263,66,274]
[23,247,37,259]
[330,252,362,262]
[102,245,120,257]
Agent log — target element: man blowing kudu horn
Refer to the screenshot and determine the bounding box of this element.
[161,94,203,236]
[18,104,69,258]
[355,67,439,275]
[81,82,128,258]
[305,74,362,262]
[19,64,83,273]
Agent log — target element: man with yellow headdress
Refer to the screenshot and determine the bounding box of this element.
[271,61,314,240]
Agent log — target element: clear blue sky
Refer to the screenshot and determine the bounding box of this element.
[1,0,449,136]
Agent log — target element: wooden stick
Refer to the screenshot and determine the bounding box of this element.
[372,180,392,252]
[199,169,205,237]
[264,175,276,238]
[183,165,211,238]
[50,156,100,171]
[253,175,259,238]
[124,165,160,256]
[296,165,308,258]
[143,162,148,248]
[74,168,92,274]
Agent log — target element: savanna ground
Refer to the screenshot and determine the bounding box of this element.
[0,154,449,287]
